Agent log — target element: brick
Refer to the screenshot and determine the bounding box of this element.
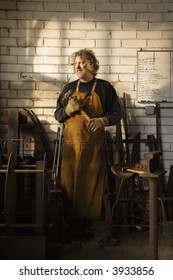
[99,57,119,65]
[0,11,6,19]
[0,81,8,89]
[96,40,121,48]
[148,3,173,12]
[44,38,69,47]
[61,30,85,38]
[162,152,173,160]
[33,65,58,73]
[0,90,17,98]
[122,40,146,48]
[123,22,148,30]
[59,66,73,74]
[18,20,43,29]
[33,11,59,20]
[0,19,17,28]
[99,65,109,73]
[112,31,136,39]
[163,13,173,21]
[122,3,147,12]
[85,12,110,21]
[34,99,56,107]
[59,12,84,21]
[119,74,137,82]
[0,28,9,37]
[114,82,134,92]
[44,3,69,12]
[0,1,16,11]
[1,47,10,55]
[0,38,17,46]
[20,73,44,81]
[148,40,172,48]
[97,22,121,30]
[137,31,162,39]
[121,57,137,65]
[162,118,173,125]
[70,3,95,12]
[18,38,43,47]
[8,98,34,107]
[137,13,162,22]
[18,56,43,64]
[84,0,108,2]
[44,21,70,29]
[163,31,173,38]
[0,73,18,81]
[10,47,35,56]
[71,22,95,30]
[86,31,111,39]
[94,48,112,56]
[96,3,121,12]
[97,73,118,82]
[17,2,43,11]
[62,48,79,56]
[26,65,33,73]
[10,29,35,38]
[43,74,68,83]
[36,47,61,56]
[111,65,135,73]
[43,56,68,65]
[8,11,34,20]
[1,64,25,73]
[10,81,35,90]
[111,13,136,22]
[149,22,173,30]
[35,29,61,38]
[70,40,95,47]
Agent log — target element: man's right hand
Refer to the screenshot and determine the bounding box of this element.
[65,97,82,116]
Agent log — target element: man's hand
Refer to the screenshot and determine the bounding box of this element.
[88,117,109,132]
[65,97,82,116]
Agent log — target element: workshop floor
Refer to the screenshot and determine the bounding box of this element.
[46,226,173,260]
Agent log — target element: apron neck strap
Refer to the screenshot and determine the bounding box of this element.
[91,78,97,91]
[76,78,97,92]
[76,79,80,92]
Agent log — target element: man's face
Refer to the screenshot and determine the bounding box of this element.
[74,56,91,80]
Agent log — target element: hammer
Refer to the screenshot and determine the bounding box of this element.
[80,108,91,122]
[63,90,91,122]
[122,167,145,174]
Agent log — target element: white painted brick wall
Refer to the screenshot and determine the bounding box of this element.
[0,0,173,180]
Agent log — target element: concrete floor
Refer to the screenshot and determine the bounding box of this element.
[46,226,173,260]
[1,225,173,260]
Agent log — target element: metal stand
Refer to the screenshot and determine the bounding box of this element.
[111,151,166,260]
[139,151,166,260]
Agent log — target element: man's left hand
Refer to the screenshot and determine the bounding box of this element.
[88,117,109,132]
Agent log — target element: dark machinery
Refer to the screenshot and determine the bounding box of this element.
[0,109,53,259]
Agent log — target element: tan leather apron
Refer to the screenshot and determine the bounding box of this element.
[61,79,107,219]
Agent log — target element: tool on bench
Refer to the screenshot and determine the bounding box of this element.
[121,163,148,174]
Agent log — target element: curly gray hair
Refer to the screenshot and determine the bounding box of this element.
[70,48,99,76]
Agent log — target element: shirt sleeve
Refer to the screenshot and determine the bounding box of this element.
[54,84,71,123]
[105,84,123,126]
[97,80,123,126]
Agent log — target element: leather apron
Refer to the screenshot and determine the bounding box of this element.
[61,79,107,219]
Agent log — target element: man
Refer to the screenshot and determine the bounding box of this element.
[54,49,122,245]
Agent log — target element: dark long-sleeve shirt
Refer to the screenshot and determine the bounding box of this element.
[54,78,122,125]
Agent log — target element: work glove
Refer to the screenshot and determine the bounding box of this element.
[65,97,82,117]
[88,117,109,132]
